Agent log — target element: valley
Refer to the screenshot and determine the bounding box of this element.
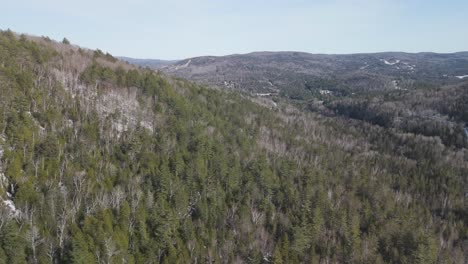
[0,30,466,264]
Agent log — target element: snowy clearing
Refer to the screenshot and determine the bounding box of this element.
[380,59,400,65]
[175,59,191,70]
[256,93,272,96]
[320,90,332,95]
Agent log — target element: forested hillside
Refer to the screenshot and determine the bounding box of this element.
[159,51,468,100]
[0,30,466,264]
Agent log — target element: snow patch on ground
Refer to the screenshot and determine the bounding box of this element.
[380,59,400,65]
[444,74,468,79]
[402,62,416,70]
[175,59,191,70]
[1,198,19,218]
[0,139,20,218]
[0,139,6,188]
[223,80,237,89]
[3,200,17,213]
[319,90,332,95]
[379,59,416,72]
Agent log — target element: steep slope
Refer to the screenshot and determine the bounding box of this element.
[159,51,468,99]
[325,80,468,149]
[0,30,466,264]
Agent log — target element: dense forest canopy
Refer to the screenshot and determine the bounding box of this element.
[0,30,466,263]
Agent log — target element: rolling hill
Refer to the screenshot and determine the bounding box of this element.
[150,51,468,99]
[0,30,466,263]
[118,56,178,69]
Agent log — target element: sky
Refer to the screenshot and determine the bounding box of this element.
[2,0,468,59]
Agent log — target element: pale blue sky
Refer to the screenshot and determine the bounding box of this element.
[2,0,467,59]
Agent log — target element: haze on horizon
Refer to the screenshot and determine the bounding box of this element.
[2,0,468,60]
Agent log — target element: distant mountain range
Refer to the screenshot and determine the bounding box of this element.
[125,51,468,99]
[118,56,178,69]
